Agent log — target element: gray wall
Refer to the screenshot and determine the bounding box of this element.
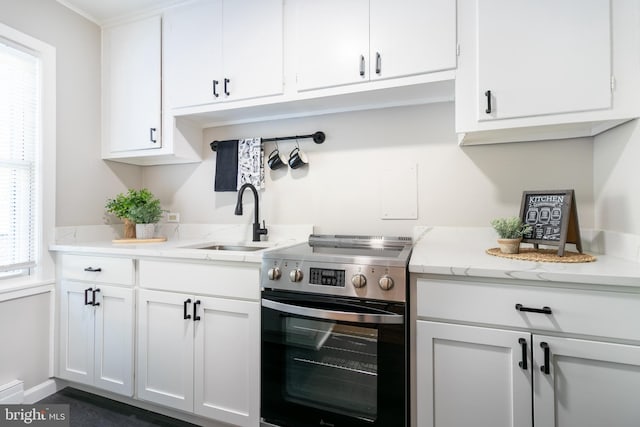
[0,0,142,227]
[594,119,640,234]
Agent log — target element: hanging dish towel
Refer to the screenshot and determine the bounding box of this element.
[237,137,264,190]
[213,140,239,192]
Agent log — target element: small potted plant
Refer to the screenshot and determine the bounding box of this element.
[490,216,532,254]
[105,188,163,239]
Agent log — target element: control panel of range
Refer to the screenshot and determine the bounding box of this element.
[262,261,406,302]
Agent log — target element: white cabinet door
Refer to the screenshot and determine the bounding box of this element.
[533,335,640,427]
[137,289,194,412]
[193,296,260,426]
[59,281,95,385]
[416,321,532,427]
[222,0,283,101]
[164,0,283,109]
[369,0,456,80]
[163,0,223,109]
[103,15,161,151]
[476,0,611,121]
[93,286,134,396]
[295,0,369,91]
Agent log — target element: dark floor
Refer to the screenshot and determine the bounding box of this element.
[38,387,201,427]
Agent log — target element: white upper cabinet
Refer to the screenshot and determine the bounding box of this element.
[369,0,456,81]
[295,0,456,91]
[295,0,370,90]
[163,0,284,110]
[102,15,162,152]
[476,0,611,121]
[456,0,640,144]
[163,1,222,109]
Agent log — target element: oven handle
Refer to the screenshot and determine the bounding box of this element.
[261,298,404,325]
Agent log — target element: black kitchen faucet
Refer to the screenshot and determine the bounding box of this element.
[235,183,268,242]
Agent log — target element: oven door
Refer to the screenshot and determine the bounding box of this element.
[261,290,406,427]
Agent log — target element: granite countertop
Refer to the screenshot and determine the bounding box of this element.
[49,223,313,264]
[409,227,640,289]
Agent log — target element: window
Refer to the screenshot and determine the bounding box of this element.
[0,23,55,286]
[0,39,39,278]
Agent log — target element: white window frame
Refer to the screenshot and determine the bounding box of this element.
[0,23,56,293]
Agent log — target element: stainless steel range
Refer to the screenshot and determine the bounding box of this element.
[260,234,412,427]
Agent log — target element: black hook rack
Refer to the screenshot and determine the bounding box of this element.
[210,131,325,151]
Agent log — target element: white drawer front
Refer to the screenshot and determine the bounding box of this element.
[60,254,134,286]
[417,279,640,342]
[138,259,260,301]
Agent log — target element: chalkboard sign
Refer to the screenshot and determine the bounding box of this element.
[519,190,582,256]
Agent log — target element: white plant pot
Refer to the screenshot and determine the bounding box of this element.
[135,223,155,239]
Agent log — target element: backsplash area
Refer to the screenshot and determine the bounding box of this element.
[141,102,595,236]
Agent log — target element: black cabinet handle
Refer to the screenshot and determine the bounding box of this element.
[540,342,550,375]
[375,52,382,75]
[224,78,230,96]
[92,288,101,306]
[485,90,492,114]
[518,338,528,370]
[84,288,92,305]
[515,304,552,315]
[359,55,365,77]
[213,80,219,98]
[193,300,201,321]
[150,128,157,143]
[183,298,192,320]
[84,267,102,272]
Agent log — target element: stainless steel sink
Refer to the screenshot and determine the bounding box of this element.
[180,242,269,252]
[195,244,264,252]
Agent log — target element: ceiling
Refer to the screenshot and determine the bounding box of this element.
[56,0,187,25]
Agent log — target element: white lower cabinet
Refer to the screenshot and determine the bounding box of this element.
[58,280,134,396]
[417,321,531,427]
[415,278,640,427]
[137,288,260,427]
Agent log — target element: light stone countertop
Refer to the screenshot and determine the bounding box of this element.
[409,227,640,290]
[49,223,313,264]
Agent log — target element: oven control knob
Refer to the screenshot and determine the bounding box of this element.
[268,267,281,281]
[378,275,394,290]
[351,273,367,288]
[289,269,304,282]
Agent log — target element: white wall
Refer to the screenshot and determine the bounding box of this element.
[143,102,594,236]
[594,119,640,234]
[0,0,142,227]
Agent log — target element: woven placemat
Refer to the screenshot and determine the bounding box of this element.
[486,247,596,263]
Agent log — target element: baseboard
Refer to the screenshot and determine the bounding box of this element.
[23,379,64,404]
[0,380,24,403]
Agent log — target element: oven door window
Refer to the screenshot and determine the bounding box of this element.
[284,317,378,421]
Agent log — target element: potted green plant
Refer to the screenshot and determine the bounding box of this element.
[490,216,532,254]
[105,188,163,239]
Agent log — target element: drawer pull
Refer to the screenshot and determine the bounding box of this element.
[515,303,552,315]
[84,267,102,272]
[540,342,550,375]
[518,338,528,370]
[183,298,192,320]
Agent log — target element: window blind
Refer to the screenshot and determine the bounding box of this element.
[0,39,39,277]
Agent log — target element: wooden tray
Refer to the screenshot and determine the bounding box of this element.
[112,237,167,244]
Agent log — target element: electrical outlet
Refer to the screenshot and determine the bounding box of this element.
[167,212,180,223]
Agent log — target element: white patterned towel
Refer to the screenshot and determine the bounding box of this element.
[237,138,264,190]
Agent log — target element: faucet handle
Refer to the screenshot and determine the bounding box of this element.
[260,220,268,235]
